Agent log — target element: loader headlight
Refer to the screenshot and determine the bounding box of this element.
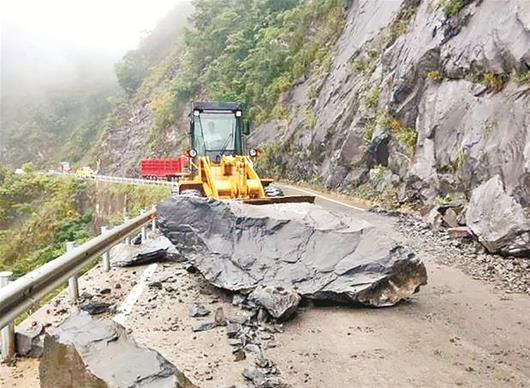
[193,110,200,117]
[235,110,242,117]
[189,148,198,157]
[249,148,257,157]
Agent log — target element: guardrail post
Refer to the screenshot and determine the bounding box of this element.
[66,242,79,301]
[140,210,147,243]
[151,205,156,231]
[100,226,111,272]
[123,215,130,245]
[0,271,15,360]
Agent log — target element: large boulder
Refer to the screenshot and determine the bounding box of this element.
[39,312,196,388]
[466,175,530,256]
[157,196,427,308]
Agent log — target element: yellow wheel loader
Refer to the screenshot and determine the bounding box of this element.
[177,101,314,205]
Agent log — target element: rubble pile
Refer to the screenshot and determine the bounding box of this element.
[189,303,290,387]
[157,196,427,313]
[393,211,530,294]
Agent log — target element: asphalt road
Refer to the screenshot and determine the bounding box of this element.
[127,186,530,387]
[2,186,529,387]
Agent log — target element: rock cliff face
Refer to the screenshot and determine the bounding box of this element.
[251,0,530,254]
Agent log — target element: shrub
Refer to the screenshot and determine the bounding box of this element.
[0,172,92,276]
[449,148,466,173]
[443,0,472,18]
[378,112,417,154]
[482,72,504,92]
[305,107,317,128]
[363,87,380,109]
[426,70,442,80]
[483,119,499,135]
[254,142,284,180]
[514,70,530,84]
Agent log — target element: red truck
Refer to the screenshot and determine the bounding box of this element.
[140,156,189,180]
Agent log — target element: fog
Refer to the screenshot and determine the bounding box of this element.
[1,0,187,97]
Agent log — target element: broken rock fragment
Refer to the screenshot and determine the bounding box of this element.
[189,303,210,317]
[157,196,427,308]
[39,312,196,388]
[191,321,218,332]
[15,323,45,357]
[79,301,111,315]
[112,236,180,267]
[242,367,290,388]
[466,175,530,256]
[248,286,301,320]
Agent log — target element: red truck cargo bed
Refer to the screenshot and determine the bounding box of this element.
[140,156,188,179]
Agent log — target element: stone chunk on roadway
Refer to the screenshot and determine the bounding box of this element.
[466,175,530,256]
[157,196,427,309]
[39,312,196,388]
[248,285,301,320]
[112,236,180,267]
[189,303,210,317]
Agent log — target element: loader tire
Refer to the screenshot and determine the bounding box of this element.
[264,184,284,197]
[180,189,202,197]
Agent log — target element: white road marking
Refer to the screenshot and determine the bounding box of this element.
[113,263,158,325]
[280,184,366,212]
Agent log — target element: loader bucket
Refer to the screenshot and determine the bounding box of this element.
[242,195,315,205]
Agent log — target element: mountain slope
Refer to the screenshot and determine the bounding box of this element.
[3,0,528,253]
[97,0,529,254]
[96,0,346,175]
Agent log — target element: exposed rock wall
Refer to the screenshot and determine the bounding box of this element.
[251,0,530,253]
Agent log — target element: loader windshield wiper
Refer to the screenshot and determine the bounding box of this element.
[218,130,234,157]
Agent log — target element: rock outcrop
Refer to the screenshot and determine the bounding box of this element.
[39,312,196,388]
[466,175,530,256]
[157,196,427,309]
[251,0,530,250]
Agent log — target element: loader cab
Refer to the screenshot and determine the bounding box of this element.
[189,101,250,162]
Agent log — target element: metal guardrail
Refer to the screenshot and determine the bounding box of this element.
[0,208,156,358]
[92,174,177,186]
[50,171,178,187]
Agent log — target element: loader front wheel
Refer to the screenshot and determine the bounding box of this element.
[180,189,202,197]
[264,184,284,197]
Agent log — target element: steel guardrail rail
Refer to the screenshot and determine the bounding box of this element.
[50,171,178,186]
[0,209,156,330]
[93,174,177,186]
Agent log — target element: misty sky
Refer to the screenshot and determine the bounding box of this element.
[1,0,187,96]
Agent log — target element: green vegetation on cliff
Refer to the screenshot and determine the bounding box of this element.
[0,166,92,276]
[0,166,170,277]
[107,0,347,159]
[150,0,345,122]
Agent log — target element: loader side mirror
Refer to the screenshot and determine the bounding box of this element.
[243,121,251,136]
